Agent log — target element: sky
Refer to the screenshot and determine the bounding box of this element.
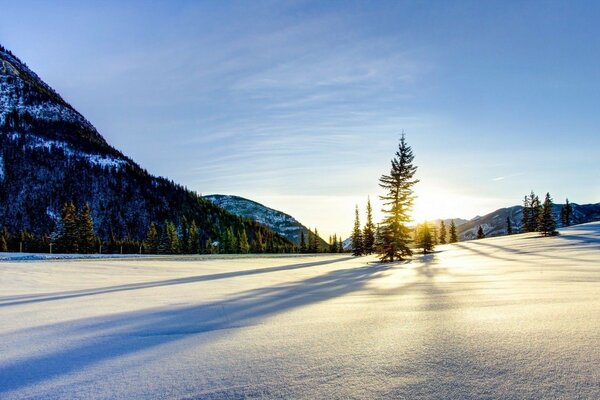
[1,0,600,238]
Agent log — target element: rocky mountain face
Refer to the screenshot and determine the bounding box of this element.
[205,194,327,246]
[0,44,292,249]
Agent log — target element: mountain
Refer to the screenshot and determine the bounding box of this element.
[0,44,293,251]
[458,202,600,240]
[204,194,327,247]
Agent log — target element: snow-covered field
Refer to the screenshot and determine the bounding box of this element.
[1,223,600,399]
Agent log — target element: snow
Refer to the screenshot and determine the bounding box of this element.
[1,223,600,399]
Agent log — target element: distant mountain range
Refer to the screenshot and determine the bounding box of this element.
[0,44,292,250]
[205,194,328,246]
[458,202,600,240]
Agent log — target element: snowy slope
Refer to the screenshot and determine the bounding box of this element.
[205,194,327,246]
[1,222,599,399]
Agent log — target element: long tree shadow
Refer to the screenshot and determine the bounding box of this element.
[0,262,389,393]
[0,256,355,307]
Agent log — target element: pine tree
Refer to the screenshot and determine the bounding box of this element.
[506,216,513,235]
[476,225,485,239]
[0,234,7,252]
[560,198,572,227]
[77,203,97,254]
[188,220,198,254]
[532,194,542,232]
[438,220,447,244]
[253,231,265,253]
[378,134,419,262]
[522,195,531,233]
[330,234,338,253]
[299,230,307,253]
[539,192,557,236]
[415,222,434,254]
[338,235,344,253]
[238,229,250,254]
[449,220,458,243]
[313,228,320,253]
[351,205,364,256]
[144,222,159,254]
[180,216,189,254]
[57,202,79,253]
[363,198,376,254]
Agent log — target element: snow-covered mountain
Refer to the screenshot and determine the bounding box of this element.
[0,44,292,249]
[205,194,327,246]
[458,202,600,240]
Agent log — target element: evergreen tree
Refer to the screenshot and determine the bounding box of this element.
[57,202,79,253]
[77,203,97,254]
[0,227,9,252]
[313,228,320,253]
[539,192,557,236]
[438,220,447,244]
[531,194,542,232]
[0,234,7,252]
[158,220,180,254]
[253,231,265,253]
[363,197,376,254]
[238,229,250,254]
[415,222,434,254]
[351,205,364,256]
[449,220,458,243]
[522,195,531,233]
[330,234,338,253]
[506,216,513,235]
[299,230,307,253]
[378,134,419,262]
[560,198,572,227]
[144,222,159,254]
[188,220,198,254]
[476,225,485,239]
[180,216,189,254]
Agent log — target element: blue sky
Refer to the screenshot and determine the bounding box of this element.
[2,1,599,238]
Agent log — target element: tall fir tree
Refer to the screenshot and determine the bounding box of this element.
[438,220,447,244]
[299,230,307,253]
[415,222,434,254]
[378,134,419,262]
[363,198,376,254]
[449,220,458,243]
[57,202,79,253]
[506,216,513,235]
[522,195,531,233]
[476,225,485,239]
[560,198,572,227]
[77,203,97,254]
[238,229,250,254]
[313,228,320,253]
[180,216,189,254]
[144,222,159,254]
[539,192,557,236]
[188,220,198,254]
[351,205,364,256]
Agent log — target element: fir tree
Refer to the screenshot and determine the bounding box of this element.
[506,216,513,235]
[253,231,265,253]
[299,230,307,253]
[438,220,447,244]
[363,198,376,254]
[238,229,250,254]
[539,192,557,236]
[0,234,7,252]
[378,134,419,262]
[57,202,79,253]
[560,198,572,227]
[313,228,320,253]
[476,225,485,239]
[180,216,189,254]
[144,222,159,254]
[77,203,97,254]
[351,205,364,256]
[415,222,434,254]
[449,220,458,243]
[531,194,542,232]
[188,220,198,254]
[522,195,531,233]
